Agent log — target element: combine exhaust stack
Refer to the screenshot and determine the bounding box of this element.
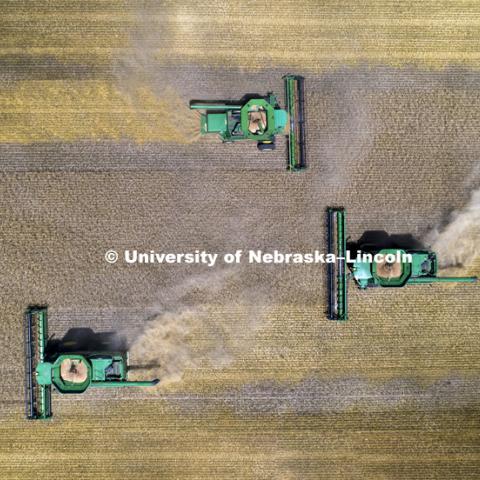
[284,75,306,171]
[25,307,52,420]
[327,208,348,321]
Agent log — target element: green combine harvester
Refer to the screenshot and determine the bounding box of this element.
[327,207,478,321]
[189,75,306,171]
[24,306,159,420]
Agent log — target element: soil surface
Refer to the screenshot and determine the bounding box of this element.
[1,2,479,479]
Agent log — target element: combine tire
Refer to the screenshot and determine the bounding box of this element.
[257,142,276,151]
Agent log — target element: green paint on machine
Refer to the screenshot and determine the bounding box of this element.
[24,307,159,420]
[190,75,306,171]
[327,207,477,321]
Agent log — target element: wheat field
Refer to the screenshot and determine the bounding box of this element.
[0,1,479,479]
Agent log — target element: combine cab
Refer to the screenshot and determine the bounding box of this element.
[326,207,478,321]
[190,75,306,171]
[25,307,159,420]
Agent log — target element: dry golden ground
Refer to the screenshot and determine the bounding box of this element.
[0,1,480,479]
[0,170,478,479]
[1,404,480,479]
[2,0,480,142]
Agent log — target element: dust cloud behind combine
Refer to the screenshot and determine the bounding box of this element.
[129,268,270,386]
[425,188,480,270]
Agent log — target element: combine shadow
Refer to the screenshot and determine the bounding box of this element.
[347,230,425,254]
[45,328,127,355]
[45,328,161,371]
[189,93,265,106]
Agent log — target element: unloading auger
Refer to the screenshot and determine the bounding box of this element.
[24,306,159,420]
[327,207,478,321]
[190,75,306,171]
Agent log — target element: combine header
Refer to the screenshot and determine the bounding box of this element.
[25,307,51,419]
[190,75,306,171]
[284,75,306,171]
[326,207,478,321]
[327,208,348,321]
[24,306,159,420]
